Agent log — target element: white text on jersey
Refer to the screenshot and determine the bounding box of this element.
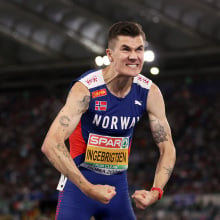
[92,114,140,130]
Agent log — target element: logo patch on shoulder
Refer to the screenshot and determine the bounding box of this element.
[92,88,107,98]
[137,75,150,84]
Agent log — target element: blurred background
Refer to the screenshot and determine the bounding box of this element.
[0,0,220,219]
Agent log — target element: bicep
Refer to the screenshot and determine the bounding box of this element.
[147,83,172,147]
[47,82,90,141]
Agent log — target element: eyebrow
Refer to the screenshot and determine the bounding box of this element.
[121,44,144,50]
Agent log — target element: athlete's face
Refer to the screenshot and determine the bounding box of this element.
[107,35,145,77]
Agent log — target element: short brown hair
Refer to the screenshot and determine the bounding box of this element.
[108,21,146,49]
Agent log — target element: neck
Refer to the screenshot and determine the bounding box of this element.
[102,67,133,98]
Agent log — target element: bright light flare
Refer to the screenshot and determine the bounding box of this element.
[150,67,160,75]
[144,50,155,62]
[95,56,104,66]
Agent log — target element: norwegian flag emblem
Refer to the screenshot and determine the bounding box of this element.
[95,101,107,111]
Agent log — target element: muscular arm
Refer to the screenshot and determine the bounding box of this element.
[147,83,176,190]
[132,83,176,209]
[41,82,116,203]
[41,82,92,191]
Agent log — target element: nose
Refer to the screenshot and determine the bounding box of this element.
[128,51,138,60]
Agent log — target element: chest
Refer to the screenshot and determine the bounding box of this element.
[86,86,145,133]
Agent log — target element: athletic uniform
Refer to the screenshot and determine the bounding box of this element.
[55,69,152,220]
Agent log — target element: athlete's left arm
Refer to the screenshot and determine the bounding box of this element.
[132,83,176,209]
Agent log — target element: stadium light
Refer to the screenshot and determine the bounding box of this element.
[150,67,160,75]
[144,50,155,62]
[103,55,110,66]
[95,56,104,66]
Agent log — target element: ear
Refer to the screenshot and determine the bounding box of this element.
[106,49,113,62]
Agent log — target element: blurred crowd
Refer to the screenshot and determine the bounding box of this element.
[0,76,219,219]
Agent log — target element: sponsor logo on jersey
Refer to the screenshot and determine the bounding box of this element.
[86,75,98,85]
[95,101,107,111]
[88,134,129,149]
[137,75,150,84]
[84,134,129,166]
[134,100,142,106]
[92,88,107,98]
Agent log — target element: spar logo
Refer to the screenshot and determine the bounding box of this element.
[122,137,129,148]
[88,134,129,149]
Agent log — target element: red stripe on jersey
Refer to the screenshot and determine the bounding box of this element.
[69,121,87,159]
[128,139,132,156]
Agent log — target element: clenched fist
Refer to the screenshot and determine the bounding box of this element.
[131,190,159,209]
[84,184,117,204]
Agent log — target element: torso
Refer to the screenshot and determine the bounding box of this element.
[69,69,152,175]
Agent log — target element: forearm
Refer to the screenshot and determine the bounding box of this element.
[42,132,117,204]
[132,145,175,208]
[149,116,176,190]
[152,144,176,190]
[41,136,92,193]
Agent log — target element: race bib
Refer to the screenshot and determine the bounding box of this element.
[81,133,129,175]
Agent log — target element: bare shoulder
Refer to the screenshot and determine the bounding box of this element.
[68,81,90,98]
[148,82,162,98]
[66,81,91,113]
[147,82,165,114]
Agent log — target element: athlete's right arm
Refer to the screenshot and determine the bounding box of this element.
[41,81,116,204]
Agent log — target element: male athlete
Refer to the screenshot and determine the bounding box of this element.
[41,21,176,219]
